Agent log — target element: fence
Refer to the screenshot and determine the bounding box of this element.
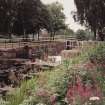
[0,37,75,49]
[66,40,104,50]
[0,37,104,49]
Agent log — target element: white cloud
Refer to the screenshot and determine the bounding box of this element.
[41,0,85,31]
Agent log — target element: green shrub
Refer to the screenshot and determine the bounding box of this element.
[89,44,105,64]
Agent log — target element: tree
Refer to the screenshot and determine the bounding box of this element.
[75,29,87,40]
[0,0,51,40]
[73,0,105,41]
[75,29,94,40]
[47,2,66,39]
[31,2,51,40]
[0,0,19,38]
[65,28,74,36]
[14,0,48,39]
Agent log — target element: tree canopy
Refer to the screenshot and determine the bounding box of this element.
[75,29,87,41]
[73,0,105,41]
[47,2,67,37]
[0,0,70,39]
[0,0,51,39]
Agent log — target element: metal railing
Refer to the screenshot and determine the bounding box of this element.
[0,37,104,49]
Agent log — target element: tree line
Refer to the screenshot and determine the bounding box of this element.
[1,0,104,41]
[73,0,105,41]
[0,0,67,39]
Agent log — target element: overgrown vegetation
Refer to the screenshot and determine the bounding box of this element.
[0,42,105,105]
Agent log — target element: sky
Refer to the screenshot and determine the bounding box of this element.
[41,0,85,31]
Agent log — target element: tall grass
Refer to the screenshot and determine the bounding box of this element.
[5,78,37,105]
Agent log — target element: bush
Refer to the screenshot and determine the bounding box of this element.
[89,44,105,65]
[76,29,87,41]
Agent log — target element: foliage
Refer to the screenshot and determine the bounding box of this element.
[65,28,74,36]
[0,98,9,105]
[0,0,68,39]
[73,0,105,40]
[74,29,94,40]
[75,29,87,40]
[0,0,51,39]
[89,43,105,64]
[4,78,37,105]
[47,2,67,37]
[87,43,105,104]
[1,43,105,105]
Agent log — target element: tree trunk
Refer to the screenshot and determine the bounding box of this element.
[32,32,34,41]
[98,32,104,41]
[23,29,28,41]
[23,28,26,39]
[50,31,53,40]
[37,30,40,40]
[53,31,56,40]
[8,25,12,42]
[9,33,12,39]
[9,32,12,42]
[93,29,96,40]
[100,35,104,41]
